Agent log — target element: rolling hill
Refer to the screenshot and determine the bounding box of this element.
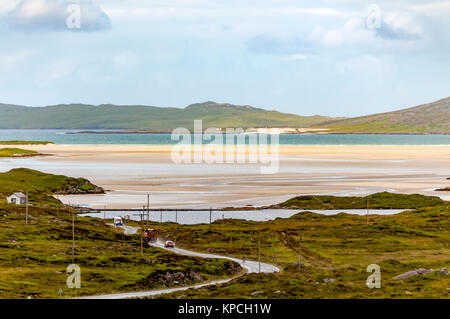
[0,97,449,133]
[0,101,333,130]
[319,97,450,134]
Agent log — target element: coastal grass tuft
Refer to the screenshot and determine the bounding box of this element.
[0,148,39,158]
[0,141,53,145]
[276,192,444,209]
[153,203,450,299]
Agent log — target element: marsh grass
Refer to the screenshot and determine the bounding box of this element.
[0,148,39,158]
[0,141,53,145]
[154,204,450,298]
[277,192,444,209]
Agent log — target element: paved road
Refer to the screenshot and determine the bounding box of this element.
[80,224,279,299]
[111,224,139,235]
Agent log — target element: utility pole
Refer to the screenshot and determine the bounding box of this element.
[209,208,212,224]
[103,205,106,220]
[221,214,224,237]
[140,213,143,255]
[258,235,261,273]
[366,198,369,225]
[147,194,150,223]
[160,208,162,223]
[25,190,29,225]
[72,208,75,264]
[143,206,146,226]
[298,234,301,272]
[272,232,276,263]
[175,209,178,224]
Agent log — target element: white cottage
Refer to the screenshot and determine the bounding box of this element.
[7,192,27,205]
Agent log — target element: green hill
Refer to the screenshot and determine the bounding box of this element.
[0,101,333,130]
[1,97,449,133]
[0,168,104,205]
[319,97,450,134]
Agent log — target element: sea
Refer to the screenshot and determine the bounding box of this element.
[80,209,408,225]
[0,129,449,145]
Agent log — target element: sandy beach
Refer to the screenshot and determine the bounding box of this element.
[0,144,449,209]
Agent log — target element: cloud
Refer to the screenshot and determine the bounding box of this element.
[4,0,111,31]
[375,13,424,40]
[375,20,422,40]
[317,18,369,46]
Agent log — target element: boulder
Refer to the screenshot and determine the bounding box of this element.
[394,268,435,279]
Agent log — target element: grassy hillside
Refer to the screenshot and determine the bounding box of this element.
[0,204,241,298]
[320,97,450,134]
[0,102,333,130]
[0,168,104,205]
[152,202,450,299]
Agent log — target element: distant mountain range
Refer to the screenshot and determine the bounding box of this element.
[0,98,448,134]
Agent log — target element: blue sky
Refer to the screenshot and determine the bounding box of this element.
[0,0,450,116]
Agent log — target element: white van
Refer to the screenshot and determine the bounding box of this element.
[114,217,123,226]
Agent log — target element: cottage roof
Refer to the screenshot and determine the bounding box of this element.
[9,192,27,198]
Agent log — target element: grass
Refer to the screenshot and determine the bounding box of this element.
[0,141,53,145]
[0,148,40,158]
[0,168,103,206]
[149,203,449,299]
[1,168,448,299]
[322,123,429,134]
[275,192,444,209]
[0,204,242,299]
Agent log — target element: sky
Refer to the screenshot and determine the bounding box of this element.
[0,0,450,117]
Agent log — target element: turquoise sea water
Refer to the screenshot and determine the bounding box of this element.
[0,129,449,145]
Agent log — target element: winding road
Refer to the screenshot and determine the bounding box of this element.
[79,224,279,299]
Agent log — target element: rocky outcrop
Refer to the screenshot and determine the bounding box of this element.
[58,186,104,195]
[135,270,205,288]
[393,268,448,279]
[435,187,450,191]
[55,181,104,195]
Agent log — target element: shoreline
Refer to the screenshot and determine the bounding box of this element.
[1,128,450,135]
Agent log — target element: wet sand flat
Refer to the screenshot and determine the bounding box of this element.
[0,144,449,208]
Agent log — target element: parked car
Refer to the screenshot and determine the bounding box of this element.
[114,217,123,226]
[164,241,175,248]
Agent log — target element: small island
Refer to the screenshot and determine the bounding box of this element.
[0,148,44,158]
[0,140,54,145]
